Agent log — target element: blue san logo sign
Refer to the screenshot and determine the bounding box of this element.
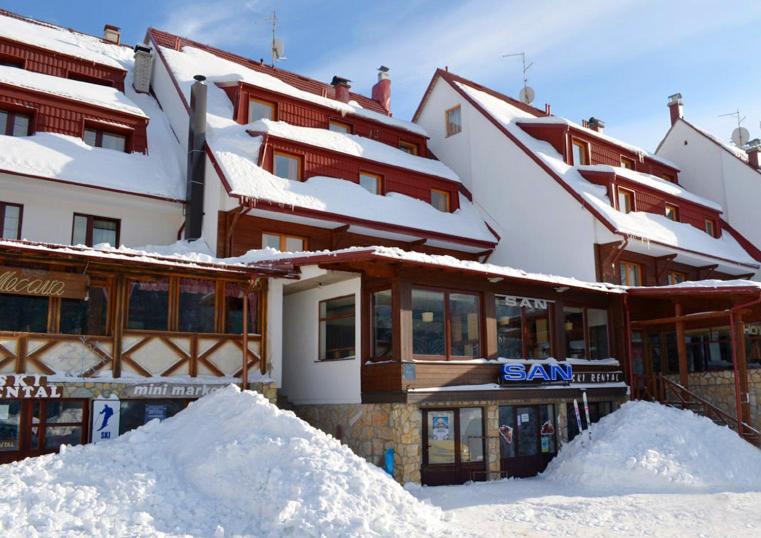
[500,363,573,383]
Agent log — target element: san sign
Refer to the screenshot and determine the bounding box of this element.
[501,363,573,383]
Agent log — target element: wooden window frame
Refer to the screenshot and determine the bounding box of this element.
[570,138,590,166]
[261,231,308,252]
[664,203,680,222]
[328,119,352,134]
[412,286,483,361]
[704,218,716,237]
[445,105,462,137]
[620,156,636,170]
[496,294,555,359]
[248,97,277,123]
[318,294,356,362]
[667,271,686,285]
[398,140,419,155]
[272,150,303,181]
[561,304,612,360]
[82,121,132,153]
[616,186,635,213]
[431,188,451,212]
[619,261,643,286]
[0,201,23,240]
[0,108,33,136]
[359,171,383,195]
[71,213,121,247]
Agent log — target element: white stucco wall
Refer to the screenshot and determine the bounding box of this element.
[281,275,362,405]
[266,279,284,388]
[0,173,182,246]
[416,78,601,281]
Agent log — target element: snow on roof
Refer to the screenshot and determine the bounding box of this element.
[250,119,460,182]
[685,120,749,162]
[0,11,129,69]
[455,81,758,267]
[163,45,428,137]
[517,115,679,170]
[578,164,723,211]
[0,65,145,117]
[631,278,761,292]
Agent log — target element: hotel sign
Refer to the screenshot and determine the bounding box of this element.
[0,266,88,299]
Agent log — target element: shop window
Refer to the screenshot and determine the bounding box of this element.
[31,400,85,450]
[261,232,306,252]
[449,293,481,357]
[273,151,301,180]
[496,295,551,359]
[359,172,382,195]
[571,139,589,166]
[587,308,610,359]
[617,187,634,213]
[60,285,109,335]
[119,399,188,435]
[667,271,686,285]
[413,289,481,359]
[499,404,557,463]
[328,119,351,133]
[178,279,216,333]
[0,399,21,452]
[225,282,260,334]
[372,289,392,358]
[620,156,635,170]
[0,294,48,333]
[319,295,356,360]
[459,407,484,463]
[0,109,31,137]
[665,203,679,221]
[0,201,22,239]
[563,306,610,360]
[431,189,450,212]
[619,261,642,286]
[745,323,761,368]
[249,98,276,123]
[567,401,612,440]
[685,327,732,372]
[563,307,585,359]
[127,279,169,331]
[704,218,716,237]
[83,127,127,152]
[398,140,418,155]
[72,213,120,247]
[445,105,461,136]
[412,289,445,356]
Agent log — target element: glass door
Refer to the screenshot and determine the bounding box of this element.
[499,404,557,478]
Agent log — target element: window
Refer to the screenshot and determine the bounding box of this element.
[620,156,635,170]
[0,55,24,68]
[60,285,108,335]
[567,401,612,440]
[83,127,127,152]
[67,72,113,87]
[571,139,589,165]
[563,306,610,360]
[499,404,557,462]
[178,279,216,333]
[619,261,642,286]
[0,109,31,137]
[31,400,85,451]
[72,214,120,247]
[496,295,552,359]
[665,203,679,221]
[261,232,306,252]
[0,399,21,452]
[0,201,22,239]
[413,289,481,359]
[398,140,418,155]
[119,399,189,435]
[319,295,356,360]
[0,294,48,333]
[249,98,275,123]
[704,218,716,237]
[667,271,686,285]
[431,189,450,212]
[659,172,677,183]
[328,120,351,133]
[273,151,301,180]
[127,278,169,331]
[617,187,634,213]
[445,105,461,136]
[224,282,260,334]
[372,289,392,358]
[359,172,382,195]
[459,407,485,463]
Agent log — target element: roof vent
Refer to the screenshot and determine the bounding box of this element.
[331,76,351,103]
[588,117,605,133]
[103,24,121,45]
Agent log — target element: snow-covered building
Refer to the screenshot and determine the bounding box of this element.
[413,69,760,285]
[656,94,761,271]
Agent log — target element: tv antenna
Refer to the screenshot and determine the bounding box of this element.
[719,109,749,147]
[502,51,534,104]
[267,10,286,66]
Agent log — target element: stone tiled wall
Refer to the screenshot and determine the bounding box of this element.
[670,370,761,427]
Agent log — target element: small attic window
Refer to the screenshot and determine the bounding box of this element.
[249,98,275,123]
[0,109,32,137]
[83,127,128,152]
[431,189,451,212]
[329,120,352,134]
[445,106,461,137]
[0,54,24,68]
[620,156,635,170]
[398,140,418,155]
[571,139,590,166]
[704,218,716,237]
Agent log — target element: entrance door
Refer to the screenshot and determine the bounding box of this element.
[421,407,485,485]
[499,404,557,478]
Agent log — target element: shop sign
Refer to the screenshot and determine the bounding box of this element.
[92,399,120,443]
[0,375,62,398]
[745,324,761,336]
[0,266,88,299]
[500,363,573,383]
[500,295,554,309]
[122,382,229,399]
[571,370,624,384]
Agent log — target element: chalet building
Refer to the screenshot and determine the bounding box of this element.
[413,69,761,286]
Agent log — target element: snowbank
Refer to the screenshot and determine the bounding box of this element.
[0,386,448,537]
[543,401,761,493]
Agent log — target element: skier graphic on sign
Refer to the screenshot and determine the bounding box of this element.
[96,403,114,432]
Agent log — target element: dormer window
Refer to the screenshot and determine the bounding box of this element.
[328,120,351,134]
[431,189,451,212]
[617,187,634,213]
[359,172,382,195]
[273,151,302,180]
[620,156,635,170]
[665,203,679,221]
[571,138,590,165]
[83,127,127,152]
[0,54,24,68]
[704,218,716,237]
[0,109,31,137]
[398,140,418,155]
[667,271,686,285]
[249,98,275,123]
[445,105,461,137]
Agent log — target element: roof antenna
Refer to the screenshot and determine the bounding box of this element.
[268,10,286,67]
[719,109,749,147]
[502,51,534,105]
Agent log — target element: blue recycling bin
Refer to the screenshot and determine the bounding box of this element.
[384,447,395,476]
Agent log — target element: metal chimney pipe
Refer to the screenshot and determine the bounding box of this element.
[185,74,207,241]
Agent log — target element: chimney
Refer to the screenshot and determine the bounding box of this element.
[103,24,121,45]
[588,117,605,134]
[668,93,683,126]
[331,76,351,103]
[748,139,761,170]
[132,45,153,94]
[371,65,391,116]
[185,75,208,241]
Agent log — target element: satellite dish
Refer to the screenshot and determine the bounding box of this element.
[272,38,286,61]
[519,86,535,105]
[732,126,750,147]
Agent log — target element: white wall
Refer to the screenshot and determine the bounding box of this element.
[266,279,284,388]
[416,78,600,281]
[0,173,182,246]
[282,275,362,405]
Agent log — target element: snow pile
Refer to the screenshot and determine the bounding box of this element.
[0,386,448,538]
[544,401,761,493]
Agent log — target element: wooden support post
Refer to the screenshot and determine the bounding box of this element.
[483,291,497,359]
[259,278,268,375]
[112,275,125,378]
[675,303,688,388]
[731,312,750,433]
[242,285,249,391]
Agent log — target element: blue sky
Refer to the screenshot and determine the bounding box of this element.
[5,0,761,151]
